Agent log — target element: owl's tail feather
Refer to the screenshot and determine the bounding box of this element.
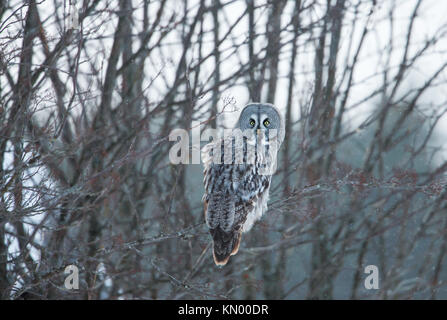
[211,228,242,266]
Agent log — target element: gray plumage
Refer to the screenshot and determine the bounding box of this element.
[202,103,285,266]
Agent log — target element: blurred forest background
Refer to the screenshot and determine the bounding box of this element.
[2,0,447,299]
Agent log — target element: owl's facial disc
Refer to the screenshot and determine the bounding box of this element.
[238,103,282,145]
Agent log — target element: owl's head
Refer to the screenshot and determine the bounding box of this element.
[237,103,285,146]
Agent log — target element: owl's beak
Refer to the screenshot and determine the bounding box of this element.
[257,129,261,135]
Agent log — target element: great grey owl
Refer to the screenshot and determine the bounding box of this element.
[202,103,285,266]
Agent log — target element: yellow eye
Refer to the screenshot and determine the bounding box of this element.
[263,119,270,127]
[249,119,256,127]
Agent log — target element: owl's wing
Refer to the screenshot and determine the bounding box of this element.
[202,133,270,200]
[201,137,262,265]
